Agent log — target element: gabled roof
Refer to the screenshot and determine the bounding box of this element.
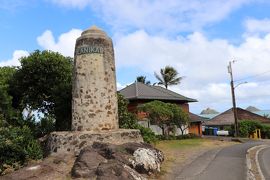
[189,112,206,122]
[119,82,197,103]
[204,107,270,126]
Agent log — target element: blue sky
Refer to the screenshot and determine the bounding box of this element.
[1,0,270,114]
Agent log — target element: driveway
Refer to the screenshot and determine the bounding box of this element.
[175,141,262,180]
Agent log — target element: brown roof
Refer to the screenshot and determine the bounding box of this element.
[119,82,197,103]
[189,112,205,123]
[204,107,270,126]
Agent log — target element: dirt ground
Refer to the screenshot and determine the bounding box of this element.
[154,138,239,180]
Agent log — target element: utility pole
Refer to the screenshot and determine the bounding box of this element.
[228,61,238,137]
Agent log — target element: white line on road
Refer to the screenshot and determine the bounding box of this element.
[256,145,269,180]
[246,145,269,180]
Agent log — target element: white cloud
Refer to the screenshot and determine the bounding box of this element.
[0,50,29,67]
[244,18,270,35]
[117,82,125,90]
[49,0,91,9]
[37,29,82,57]
[49,0,250,33]
[114,30,270,112]
[117,82,133,91]
[115,30,231,86]
[35,27,270,112]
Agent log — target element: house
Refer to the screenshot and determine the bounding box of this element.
[189,112,205,136]
[204,107,270,129]
[119,82,202,136]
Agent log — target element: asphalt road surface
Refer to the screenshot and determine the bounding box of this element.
[176,141,262,180]
[258,146,270,179]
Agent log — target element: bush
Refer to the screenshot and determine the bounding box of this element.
[137,125,157,143]
[239,120,262,137]
[261,125,270,139]
[0,125,43,174]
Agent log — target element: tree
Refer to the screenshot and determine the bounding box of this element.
[168,103,190,135]
[139,101,189,136]
[0,67,17,124]
[9,50,73,131]
[154,66,183,89]
[136,76,151,85]
[139,100,173,135]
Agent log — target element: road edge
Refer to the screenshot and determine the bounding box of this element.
[246,145,268,180]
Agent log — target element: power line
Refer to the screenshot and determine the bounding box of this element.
[234,70,270,82]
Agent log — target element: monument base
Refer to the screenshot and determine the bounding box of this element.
[45,129,143,155]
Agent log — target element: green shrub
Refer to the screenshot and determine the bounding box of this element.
[137,125,157,143]
[0,125,43,174]
[239,120,262,137]
[261,125,270,139]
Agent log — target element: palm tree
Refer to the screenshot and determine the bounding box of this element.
[136,76,151,85]
[154,66,183,89]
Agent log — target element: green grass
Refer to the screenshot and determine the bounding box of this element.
[156,138,204,149]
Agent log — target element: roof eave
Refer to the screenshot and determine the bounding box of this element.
[126,96,197,102]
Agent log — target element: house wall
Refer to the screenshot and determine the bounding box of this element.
[179,103,189,112]
[189,122,202,136]
[138,120,189,135]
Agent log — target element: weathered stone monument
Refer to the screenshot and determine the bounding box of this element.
[46,26,143,154]
[72,26,118,131]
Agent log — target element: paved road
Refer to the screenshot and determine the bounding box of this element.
[176,141,262,180]
[258,146,270,179]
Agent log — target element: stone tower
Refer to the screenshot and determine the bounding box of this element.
[72,26,118,131]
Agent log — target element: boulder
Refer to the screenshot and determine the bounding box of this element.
[129,148,164,174]
[96,160,146,180]
[71,142,164,179]
[71,146,107,178]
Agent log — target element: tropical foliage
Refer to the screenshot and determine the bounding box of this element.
[168,103,189,135]
[9,50,73,131]
[0,125,42,175]
[0,50,73,174]
[139,100,189,136]
[136,76,151,85]
[239,120,262,137]
[154,66,183,89]
[0,67,17,124]
[239,120,270,138]
[139,101,172,135]
[118,93,157,143]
